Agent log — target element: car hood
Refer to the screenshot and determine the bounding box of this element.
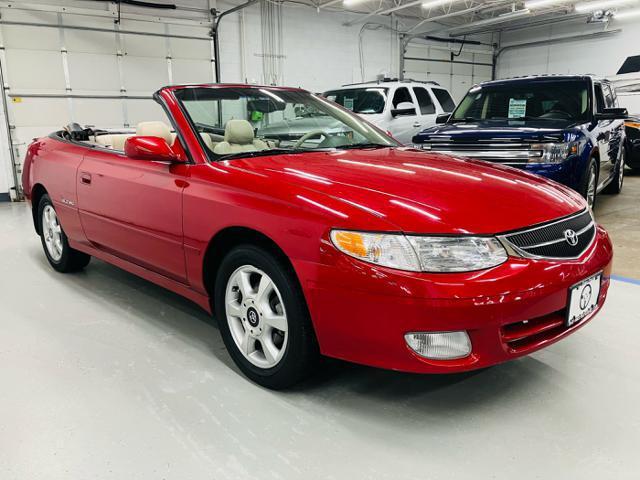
[412,121,579,143]
[223,147,585,235]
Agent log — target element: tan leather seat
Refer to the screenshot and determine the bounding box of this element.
[136,121,174,146]
[95,133,134,150]
[213,120,268,155]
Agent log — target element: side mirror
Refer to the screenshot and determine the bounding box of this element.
[391,102,416,117]
[594,107,628,121]
[124,136,181,162]
[436,113,451,124]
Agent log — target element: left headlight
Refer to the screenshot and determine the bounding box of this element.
[330,230,508,273]
[529,142,579,163]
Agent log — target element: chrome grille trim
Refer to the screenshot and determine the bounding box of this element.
[420,142,546,165]
[498,210,596,260]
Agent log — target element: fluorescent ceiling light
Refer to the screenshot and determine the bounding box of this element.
[422,0,464,9]
[575,0,638,12]
[343,0,368,6]
[498,8,531,17]
[525,0,567,8]
[614,6,640,16]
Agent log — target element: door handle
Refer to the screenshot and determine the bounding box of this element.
[413,122,422,128]
[80,172,92,185]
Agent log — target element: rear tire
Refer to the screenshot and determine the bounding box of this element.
[37,194,91,273]
[602,148,625,195]
[214,245,319,389]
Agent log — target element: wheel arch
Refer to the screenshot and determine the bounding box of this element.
[30,183,48,235]
[202,226,301,301]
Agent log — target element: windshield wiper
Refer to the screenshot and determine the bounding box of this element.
[448,117,480,123]
[215,148,310,162]
[334,143,392,150]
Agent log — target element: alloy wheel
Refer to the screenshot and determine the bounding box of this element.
[587,165,597,209]
[619,151,625,190]
[42,205,63,262]
[225,265,288,369]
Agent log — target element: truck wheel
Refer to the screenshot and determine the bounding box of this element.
[580,159,598,209]
[603,148,625,195]
[214,245,319,389]
[37,194,91,273]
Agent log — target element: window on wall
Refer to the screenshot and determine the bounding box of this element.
[412,87,435,115]
[392,87,414,109]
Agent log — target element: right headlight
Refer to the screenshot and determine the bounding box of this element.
[529,141,579,163]
[330,230,508,273]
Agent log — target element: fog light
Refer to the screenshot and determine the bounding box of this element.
[404,331,471,360]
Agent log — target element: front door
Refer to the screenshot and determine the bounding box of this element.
[387,86,420,145]
[593,82,620,186]
[411,86,438,132]
[77,147,188,283]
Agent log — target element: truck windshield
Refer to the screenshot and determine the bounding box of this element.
[451,80,591,125]
[323,87,387,114]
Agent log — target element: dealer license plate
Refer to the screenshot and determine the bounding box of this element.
[566,272,602,327]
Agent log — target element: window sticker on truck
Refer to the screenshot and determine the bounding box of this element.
[508,98,527,118]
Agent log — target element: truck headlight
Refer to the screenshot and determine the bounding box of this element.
[529,142,579,163]
[330,230,508,272]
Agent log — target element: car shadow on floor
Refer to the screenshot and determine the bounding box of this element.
[28,245,555,419]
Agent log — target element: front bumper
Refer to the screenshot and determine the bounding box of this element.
[515,156,583,191]
[295,225,613,373]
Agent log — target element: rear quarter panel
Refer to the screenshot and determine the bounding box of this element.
[25,136,87,242]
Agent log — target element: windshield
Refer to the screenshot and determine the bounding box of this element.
[175,87,397,160]
[451,80,591,125]
[323,87,387,114]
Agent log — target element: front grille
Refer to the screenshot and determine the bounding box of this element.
[501,310,566,353]
[420,142,544,164]
[500,210,595,259]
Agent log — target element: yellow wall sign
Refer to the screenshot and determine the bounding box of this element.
[11,97,22,103]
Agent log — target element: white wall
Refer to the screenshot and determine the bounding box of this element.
[217,0,399,91]
[497,16,640,80]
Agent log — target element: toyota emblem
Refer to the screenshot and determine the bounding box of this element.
[563,229,578,246]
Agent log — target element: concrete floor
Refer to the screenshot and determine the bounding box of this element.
[1,179,639,480]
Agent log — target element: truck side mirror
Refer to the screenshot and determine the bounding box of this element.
[436,113,451,124]
[594,108,628,121]
[391,102,416,117]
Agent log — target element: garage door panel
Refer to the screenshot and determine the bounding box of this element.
[453,62,473,76]
[170,38,211,60]
[5,50,66,92]
[172,59,212,84]
[122,56,169,94]
[2,25,60,51]
[122,33,166,58]
[11,98,68,128]
[67,52,121,93]
[126,99,169,127]
[65,29,117,55]
[74,99,123,128]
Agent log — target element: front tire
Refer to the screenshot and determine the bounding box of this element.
[214,245,318,389]
[580,158,598,209]
[37,194,91,272]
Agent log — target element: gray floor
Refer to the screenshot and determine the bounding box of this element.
[1,201,640,480]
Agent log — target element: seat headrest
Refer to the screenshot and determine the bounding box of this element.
[224,119,254,145]
[136,121,173,144]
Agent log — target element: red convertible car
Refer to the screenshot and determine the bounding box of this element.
[22,84,613,389]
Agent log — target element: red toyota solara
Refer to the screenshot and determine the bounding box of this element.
[22,84,613,389]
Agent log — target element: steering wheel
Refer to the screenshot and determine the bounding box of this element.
[293,130,330,149]
[541,110,572,119]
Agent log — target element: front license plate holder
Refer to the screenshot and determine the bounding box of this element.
[565,272,602,328]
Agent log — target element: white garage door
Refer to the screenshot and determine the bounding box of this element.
[0,4,214,199]
[403,41,494,103]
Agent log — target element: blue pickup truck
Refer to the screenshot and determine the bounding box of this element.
[412,75,628,208]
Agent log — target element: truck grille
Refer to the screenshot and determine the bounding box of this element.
[419,142,544,164]
[500,210,595,259]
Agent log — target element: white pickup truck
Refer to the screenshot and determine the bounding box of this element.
[323,79,456,145]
